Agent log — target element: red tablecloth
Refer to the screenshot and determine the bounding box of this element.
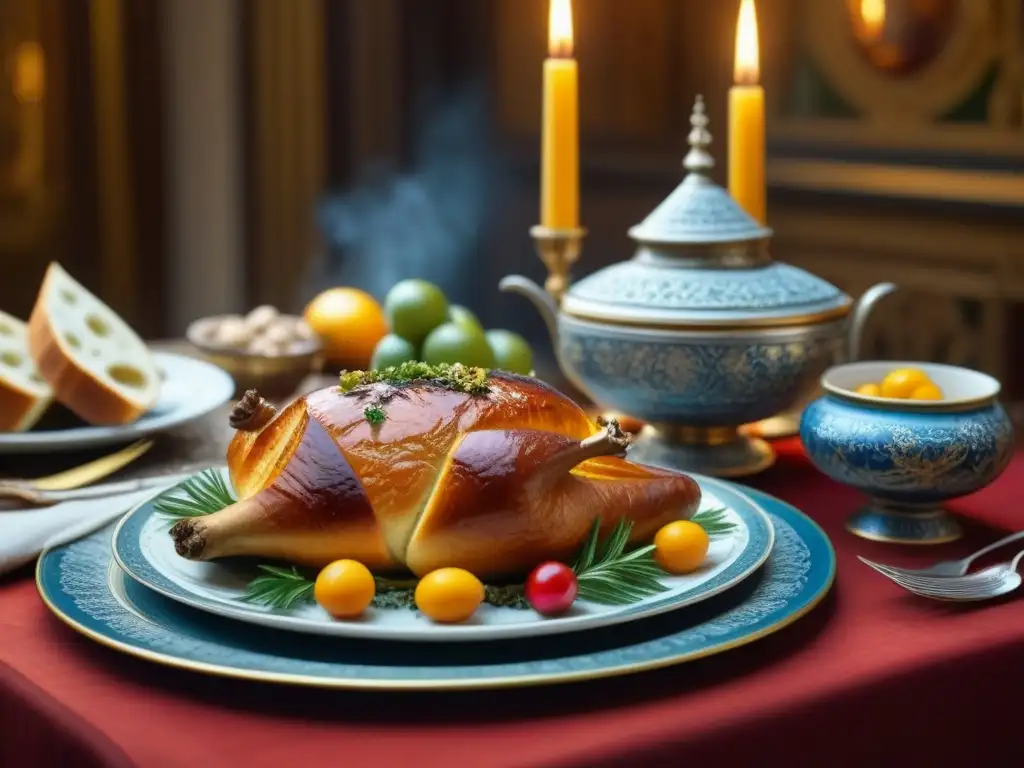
[4,443,1024,767]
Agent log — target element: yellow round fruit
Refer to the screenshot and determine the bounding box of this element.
[304,287,388,369]
[414,567,484,623]
[909,382,943,401]
[855,382,882,397]
[654,520,710,575]
[314,559,376,619]
[880,367,932,399]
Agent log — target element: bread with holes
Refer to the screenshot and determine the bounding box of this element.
[27,262,160,425]
[0,310,53,432]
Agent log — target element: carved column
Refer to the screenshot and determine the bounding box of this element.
[161,0,245,332]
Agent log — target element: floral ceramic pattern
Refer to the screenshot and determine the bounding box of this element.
[39,485,834,690]
[561,324,841,426]
[567,261,844,314]
[628,175,768,242]
[801,398,1014,503]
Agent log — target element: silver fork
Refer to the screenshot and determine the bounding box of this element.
[857,529,1024,578]
[860,549,1024,602]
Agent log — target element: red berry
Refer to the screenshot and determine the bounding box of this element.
[525,562,578,617]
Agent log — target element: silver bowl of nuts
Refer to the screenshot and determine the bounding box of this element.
[186,306,323,398]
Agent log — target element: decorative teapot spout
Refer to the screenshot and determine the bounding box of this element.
[499,276,560,354]
[847,282,897,362]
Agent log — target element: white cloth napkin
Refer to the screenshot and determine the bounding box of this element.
[0,488,162,575]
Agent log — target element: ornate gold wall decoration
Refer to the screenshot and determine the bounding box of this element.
[802,0,999,123]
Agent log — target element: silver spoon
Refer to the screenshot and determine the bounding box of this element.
[861,549,1024,602]
[856,528,1024,579]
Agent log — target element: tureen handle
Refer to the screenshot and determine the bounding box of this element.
[499,275,560,353]
[847,282,897,362]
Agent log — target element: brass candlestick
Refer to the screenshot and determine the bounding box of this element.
[530,225,587,304]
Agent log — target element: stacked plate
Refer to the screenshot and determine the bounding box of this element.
[36,471,835,690]
[0,352,234,454]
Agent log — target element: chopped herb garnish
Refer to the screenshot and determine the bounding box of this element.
[364,404,386,426]
[339,362,490,396]
[341,362,491,424]
[241,571,529,611]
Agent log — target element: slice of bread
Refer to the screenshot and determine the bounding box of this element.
[27,263,160,425]
[0,310,53,432]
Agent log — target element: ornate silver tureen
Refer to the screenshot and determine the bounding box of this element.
[500,96,895,477]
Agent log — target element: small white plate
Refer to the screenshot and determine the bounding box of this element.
[0,352,235,454]
[112,472,775,642]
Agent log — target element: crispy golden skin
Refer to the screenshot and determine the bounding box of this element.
[171,373,701,579]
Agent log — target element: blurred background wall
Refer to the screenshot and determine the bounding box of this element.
[0,0,1021,389]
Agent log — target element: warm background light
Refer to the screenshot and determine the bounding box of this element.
[549,0,574,58]
[13,41,45,104]
[734,0,760,85]
[860,0,886,40]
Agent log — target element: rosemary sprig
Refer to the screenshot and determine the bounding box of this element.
[236,508,737,612]
[153,469,236,521]
[572,518,669,606]
[242,565,315,609]
[691,506,737,539]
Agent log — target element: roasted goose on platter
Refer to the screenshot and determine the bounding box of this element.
[170,364,701,580]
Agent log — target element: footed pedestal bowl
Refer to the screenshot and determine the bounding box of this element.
[800,361,1014,544]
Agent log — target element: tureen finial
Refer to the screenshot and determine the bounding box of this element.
[683,95,714,175]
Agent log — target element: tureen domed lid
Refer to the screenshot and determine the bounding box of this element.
[627,96,771,246]
[561,95,851,328]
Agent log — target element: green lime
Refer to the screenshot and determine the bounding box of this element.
[371,334,418,370]
[384,280,449,345]
[486,329,533,375]
[448,304,483,333]
[422,322,495,368]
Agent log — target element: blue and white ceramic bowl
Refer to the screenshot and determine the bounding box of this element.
[801,361,1014,544]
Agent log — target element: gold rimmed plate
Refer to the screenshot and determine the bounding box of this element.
[110,472,773,642]
[37,483,834,690]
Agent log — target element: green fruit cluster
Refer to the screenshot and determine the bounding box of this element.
[371,279,534,375]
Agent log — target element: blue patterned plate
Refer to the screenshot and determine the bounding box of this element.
[37,484,834,690]
[110,473,774,642]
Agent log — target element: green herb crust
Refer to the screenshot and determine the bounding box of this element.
[340,363,491,425]
[339,362,491,396]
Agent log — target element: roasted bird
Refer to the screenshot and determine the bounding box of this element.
[170,367,700,580]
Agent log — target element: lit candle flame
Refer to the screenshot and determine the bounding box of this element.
[549,0,574,58]
[734,0,760,86]
[860,0,886,40]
